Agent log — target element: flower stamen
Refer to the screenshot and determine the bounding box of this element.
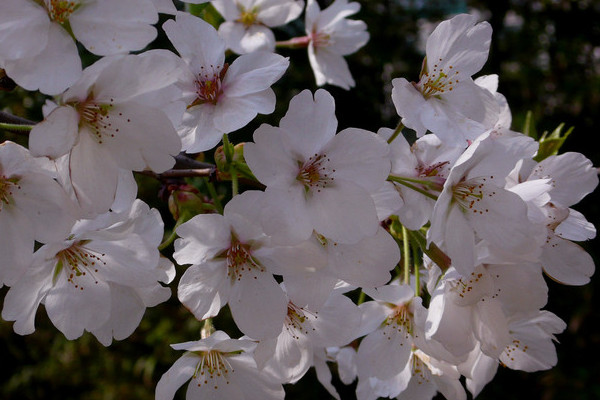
[54,240,107,290]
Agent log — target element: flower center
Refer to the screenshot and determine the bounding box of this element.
[216,234,264,282]
[418,58,460,98]
[285,302,316,339]
[54,240,106,290]
[311,31,331,48]
[451,271,485,299]
[0,174,20,212]
[189,64,229,108]
[383,303,412,341]
[237,6,259,27]
[193,350,234,389]
[410,352,431,385]
[452,176,494,215]
[45,0,79,24]
[296,153,335,193]
[545,202,569,231]
[76,97,124,144]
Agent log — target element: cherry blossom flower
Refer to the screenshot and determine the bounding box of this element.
[521,152,598,285]
[29,51,183,216]
[427,133,546,276]
[304,0,369,89]
[391,14,499,145]
[0,141,76,286]
[0,0,160,94]
[244,89,390,245]
[356,284,417,384]
[382,128,463,230]
[173,191,288,340]
[260,227,399,311]
[253,286,362,384]
[156,331,284,400]
[163,12,289,152]
[500,310,566,372]
[2,200,174,345]
[213,0,304,54]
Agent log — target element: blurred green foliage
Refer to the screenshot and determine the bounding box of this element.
[1,0,600,399]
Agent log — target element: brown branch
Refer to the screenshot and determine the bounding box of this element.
[137,168,213,179]
[0,110,35,125]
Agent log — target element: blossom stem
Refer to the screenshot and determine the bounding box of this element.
[205,179,224,214]
[404,229,451,273]
[402,226,410,285]
[158,211,193,251]
[276,36,311,49]
[411,238,421,297]
[139,168,213,179]
[386,122,405,144]
[230,165,239,196]
[357,290,366,305]
[158,229,178,251]
[0,122,34,133]
[201,318,215,339]
[387,175,439,200]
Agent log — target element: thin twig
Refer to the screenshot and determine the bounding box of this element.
[0,111,35,125]
[137,168,213,179]
[174,153,215,170]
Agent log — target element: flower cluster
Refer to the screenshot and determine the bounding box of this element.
[0,2,597,400]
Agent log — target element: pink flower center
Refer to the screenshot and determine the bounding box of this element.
[218,235,264,282]
[189,64,229,108]
[310,31,331,48]
[296,153,335,193]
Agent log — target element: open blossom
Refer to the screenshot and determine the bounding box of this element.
[29,51,183,216]
[1,200,174,345]
[173,191,288,340]
[0,142,76,286]
[163,12,289,153]
[0,0,159,94]
[244,89,390,245]
[427,133,546,276]
[512,152,598,285]
[253,286,362,384]
[382,128,463,230]
[304,0,369,89]
[213,0,304,54]
[156,331,284,400]
[392,14,499,145]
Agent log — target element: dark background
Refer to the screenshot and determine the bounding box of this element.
[1,0,599,399]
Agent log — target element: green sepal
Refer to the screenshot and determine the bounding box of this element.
[186,3,223,29]
[522,110,538,139]
[534,123,573,162]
